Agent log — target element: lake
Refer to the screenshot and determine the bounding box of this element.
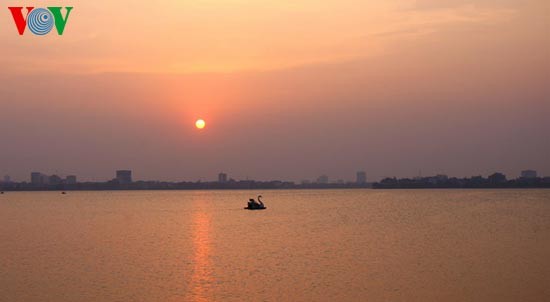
[1,189,549,302]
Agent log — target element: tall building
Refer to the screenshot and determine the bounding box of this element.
[31,172,43,185]
[49,175,62,185]
[66,175,77,184]
[116,170,133,184]
[218,172,228,183]
[356,171,367,184]
[521,170,537,179]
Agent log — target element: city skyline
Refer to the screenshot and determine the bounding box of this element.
[0,168,546,184]
[1,168,548,192]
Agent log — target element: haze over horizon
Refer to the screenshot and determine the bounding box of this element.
[0,0,549,182]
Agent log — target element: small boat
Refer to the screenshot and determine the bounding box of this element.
[61,192,67,194]
[244,206,267,210]
[245,195,267,210]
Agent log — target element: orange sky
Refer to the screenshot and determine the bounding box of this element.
[0,0,548,181]
[1,0,537,74]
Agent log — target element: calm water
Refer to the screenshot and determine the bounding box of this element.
[1,189,549,302]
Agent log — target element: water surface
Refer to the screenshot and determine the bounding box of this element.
[1,189,549,302]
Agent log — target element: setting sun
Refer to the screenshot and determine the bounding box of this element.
[195,119,206,129]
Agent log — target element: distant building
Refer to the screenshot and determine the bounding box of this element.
[31,172,44,185]
[116,170,132,184]
[356,171,367,184]
[49,175,62,185]
[428,174,448,185]
[488,172,507,184]
[41,174,50,185]
[66,175,77,184]
[470,176,485,185]
[3,175,11,183]
[218,172,228,183]
[521,170,537,179]
[436,174,448,182]
[316,175,329,184]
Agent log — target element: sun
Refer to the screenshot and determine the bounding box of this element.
[195,119,206,129]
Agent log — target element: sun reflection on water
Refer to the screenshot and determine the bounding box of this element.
[187,208,213,302]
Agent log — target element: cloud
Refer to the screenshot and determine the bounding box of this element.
[410,0,519,11]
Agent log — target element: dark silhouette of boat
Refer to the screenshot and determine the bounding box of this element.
[244,206,267,210]
[245,195,267,210]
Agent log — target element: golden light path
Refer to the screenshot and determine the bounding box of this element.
[186,199,213,302]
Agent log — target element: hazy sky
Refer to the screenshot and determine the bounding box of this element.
[0,0,549,182]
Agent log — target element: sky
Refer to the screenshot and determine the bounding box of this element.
[0,0,549,182]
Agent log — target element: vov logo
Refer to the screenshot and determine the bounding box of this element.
[8,7,73,35]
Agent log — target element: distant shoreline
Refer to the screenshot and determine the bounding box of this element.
[373,176,550,189]
[2,174,549,192]
[1,186,549,193]
[0,181,371,192]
